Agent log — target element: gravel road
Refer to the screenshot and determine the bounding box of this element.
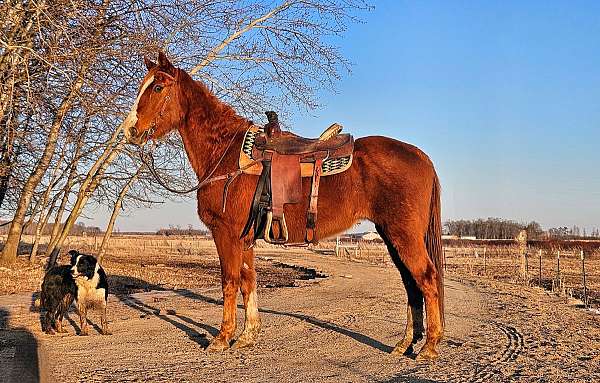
[1,249,598,382]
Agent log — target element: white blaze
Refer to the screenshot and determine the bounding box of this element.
[122,75,155,138]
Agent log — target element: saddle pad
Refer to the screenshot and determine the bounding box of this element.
[239,125,353,177]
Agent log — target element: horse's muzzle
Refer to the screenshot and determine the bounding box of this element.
[125,126,148,146]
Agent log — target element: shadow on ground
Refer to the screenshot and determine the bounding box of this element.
[0,308,45,383]
[110,275,218,348]
[174,288,395,354]
[106,272,395,354]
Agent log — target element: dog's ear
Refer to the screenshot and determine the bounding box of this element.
[84,256,98,278]
[69,250,79,265]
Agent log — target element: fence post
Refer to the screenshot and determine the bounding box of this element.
[443,248,447,272]
[538,249,542,287]
[524,249,529,285]
[556,250,561,288]
[483,247,487,276]
[581,250,588,308]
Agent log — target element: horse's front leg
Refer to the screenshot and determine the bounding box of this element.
[232,247,261,349]
[206,227,242,352]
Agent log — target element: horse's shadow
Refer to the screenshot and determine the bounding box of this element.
[175,288,395,354]
[110,275,218,348]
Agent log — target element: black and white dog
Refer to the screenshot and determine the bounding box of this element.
[39,250,111,335]
[69,250,111,336]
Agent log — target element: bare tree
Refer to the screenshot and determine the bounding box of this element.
[1,0,369,267]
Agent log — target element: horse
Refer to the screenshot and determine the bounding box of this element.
[123,52,444,360]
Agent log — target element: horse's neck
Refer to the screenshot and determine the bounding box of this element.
[177,79,248,180]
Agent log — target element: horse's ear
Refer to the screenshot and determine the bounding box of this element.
[144,56,157,70]
[158,51,175,74]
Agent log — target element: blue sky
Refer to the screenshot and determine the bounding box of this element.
[85,1,600,232]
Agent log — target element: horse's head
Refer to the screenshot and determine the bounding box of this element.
[123,52,182,146]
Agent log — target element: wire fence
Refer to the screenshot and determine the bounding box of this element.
[442,246,598,308]
[321,240,599,309]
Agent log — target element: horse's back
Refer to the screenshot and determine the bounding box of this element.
[353,135,436,184]
[349,135,437,227]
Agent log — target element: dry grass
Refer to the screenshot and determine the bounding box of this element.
[0,236,311,296]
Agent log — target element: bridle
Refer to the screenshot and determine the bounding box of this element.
[138,69,177,142]
[134,69,261,211]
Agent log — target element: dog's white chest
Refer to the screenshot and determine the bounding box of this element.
[75,275,106,308]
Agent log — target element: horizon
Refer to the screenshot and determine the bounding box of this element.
[81,1,599,233]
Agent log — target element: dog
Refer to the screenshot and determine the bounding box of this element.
[69,250,111,336]
[39,250,111,335]
[40,264,77,334]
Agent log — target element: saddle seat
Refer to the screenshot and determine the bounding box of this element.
[254,123,348,155]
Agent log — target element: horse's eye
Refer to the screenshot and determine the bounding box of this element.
[153,84,164,93]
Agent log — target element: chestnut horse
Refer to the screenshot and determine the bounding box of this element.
[123,52,444,359]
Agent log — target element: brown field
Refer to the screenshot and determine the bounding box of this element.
[1,235,599,382]
[0,235,315,296]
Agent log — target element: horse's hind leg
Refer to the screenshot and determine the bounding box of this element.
[378,226,443,359]
[233,247,261,349]
[376,225,424,355]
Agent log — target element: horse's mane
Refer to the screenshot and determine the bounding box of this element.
[178,69,249,141]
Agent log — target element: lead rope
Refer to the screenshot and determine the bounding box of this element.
[137,129,258,212]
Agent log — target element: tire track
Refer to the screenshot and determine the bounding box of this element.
[468,322,524,383]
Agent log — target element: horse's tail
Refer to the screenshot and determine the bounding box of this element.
[425,171,444,325]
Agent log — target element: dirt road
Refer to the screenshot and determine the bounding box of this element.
[1,249,599,382]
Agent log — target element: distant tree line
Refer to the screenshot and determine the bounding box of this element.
[546,226,600,239]
[0,221,100,236]
[444,218,600,240]
[444,218,543,239]
[156,225,209,237]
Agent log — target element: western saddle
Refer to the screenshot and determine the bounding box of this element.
[240,111,354,245]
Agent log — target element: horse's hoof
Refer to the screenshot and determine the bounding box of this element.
[391,342,414,356]
[206,337,230,352]
[416,345,439,361]
[101,329,112,336]
[78,330,90,336]
[232,334,257,350]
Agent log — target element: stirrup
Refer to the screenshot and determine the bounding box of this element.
[264,211,289,244]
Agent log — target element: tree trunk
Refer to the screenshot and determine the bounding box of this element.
[26,143,67,261]
[46,138,125,268]
[98,166,142,263]
[29,199,57,262]
[0,64,89,267]
[47,136,85,251]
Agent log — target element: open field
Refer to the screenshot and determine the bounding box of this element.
[1,236,599,382]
